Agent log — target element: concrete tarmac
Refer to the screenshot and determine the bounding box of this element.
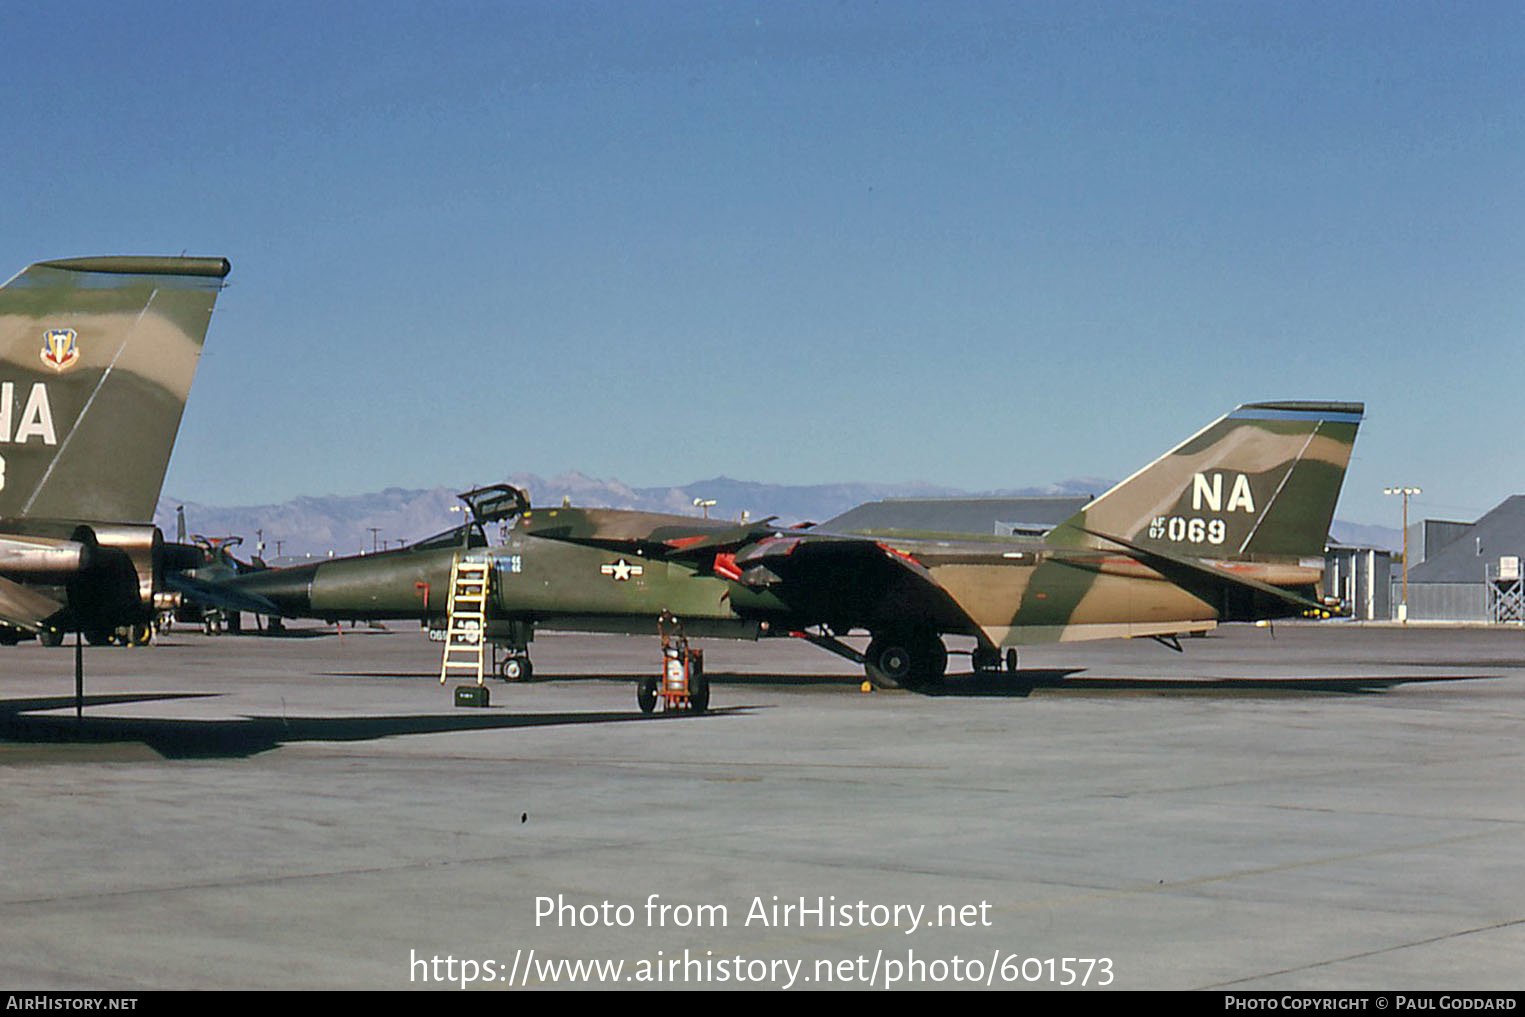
[0,621,1521,990]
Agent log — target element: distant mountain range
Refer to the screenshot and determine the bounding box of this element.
[157,471,1398,558]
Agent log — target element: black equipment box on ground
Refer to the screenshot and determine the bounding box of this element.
[454,685,490,708]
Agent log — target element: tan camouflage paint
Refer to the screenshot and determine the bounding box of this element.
[748,402,1363,649]
[211,402,1361,672]
[1049,402,1362,562]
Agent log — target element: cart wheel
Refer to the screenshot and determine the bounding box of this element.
[637,678,658,714]
[690,674,710,714]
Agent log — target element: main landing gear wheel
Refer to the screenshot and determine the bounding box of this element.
[864,630,947,690]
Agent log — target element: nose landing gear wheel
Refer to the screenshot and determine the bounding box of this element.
[499,655,533,682]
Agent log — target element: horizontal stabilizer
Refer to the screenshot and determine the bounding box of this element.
[0,573,64,631]
[1080,527,1324,613]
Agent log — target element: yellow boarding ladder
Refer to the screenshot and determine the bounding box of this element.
[439,555,492,685]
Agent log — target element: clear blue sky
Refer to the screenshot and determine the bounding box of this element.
[6,1,1521,526]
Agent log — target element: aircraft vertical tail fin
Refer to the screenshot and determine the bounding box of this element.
[1050,401,1364,561]
[0,256,231,522]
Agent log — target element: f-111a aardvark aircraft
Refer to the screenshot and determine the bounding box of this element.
[202,400,1361,690]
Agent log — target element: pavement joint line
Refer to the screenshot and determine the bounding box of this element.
[1201,914,1525,989]
[282,748,947,771]
[988,826,1518,915]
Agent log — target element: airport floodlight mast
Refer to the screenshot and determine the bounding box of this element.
[1384,486,1422,623]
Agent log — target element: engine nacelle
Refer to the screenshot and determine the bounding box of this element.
[0,534,88,574]
[67,523,164,630]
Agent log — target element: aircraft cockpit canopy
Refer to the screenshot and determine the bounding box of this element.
[457,484,531,525]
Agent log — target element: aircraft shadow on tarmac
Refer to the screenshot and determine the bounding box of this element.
[919,670,1498,697]
[317,668,1498,699]
[157,628,341,644]
[319,670,884,689]
[696,669,1497,697]
[530,668,1497,698]
[319,670,867,687]
[0,693,748,761]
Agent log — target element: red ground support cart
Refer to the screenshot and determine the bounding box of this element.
[639,610,709,714]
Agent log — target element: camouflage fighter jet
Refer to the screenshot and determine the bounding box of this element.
[204,400,1360,689]
[729,400,1364,686]
[0,255,231,646]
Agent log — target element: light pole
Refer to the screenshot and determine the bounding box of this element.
[1384,487,1421,622]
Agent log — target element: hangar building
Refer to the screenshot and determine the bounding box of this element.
[1401,497,1525,623]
